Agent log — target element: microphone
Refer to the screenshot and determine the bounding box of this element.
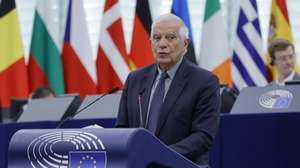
[56,87,119,128]
[138,95,143,127]
[138,88,146,128]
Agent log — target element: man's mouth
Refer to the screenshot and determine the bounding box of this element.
[157,52,169,56]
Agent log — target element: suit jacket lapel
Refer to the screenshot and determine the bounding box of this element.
[155,58,190,136]
[138,66,157,127]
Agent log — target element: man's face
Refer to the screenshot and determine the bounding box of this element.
[274,46,295,77]
[151,20,188,70]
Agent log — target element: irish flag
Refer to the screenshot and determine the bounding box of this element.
[199,0,231,85]
[0,0,29,107]
[28,0,64,95]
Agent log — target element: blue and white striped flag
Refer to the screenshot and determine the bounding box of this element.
[232,0,268,91]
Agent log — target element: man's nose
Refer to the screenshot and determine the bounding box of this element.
[287,59,294,66]
[157,38,168,48]
[286,56,294,64]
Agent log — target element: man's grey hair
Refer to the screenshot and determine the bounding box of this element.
[150,14,189,40]
[178,26,189,39]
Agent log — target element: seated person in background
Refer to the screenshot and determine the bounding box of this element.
[116,13,220,167]
[30,87,56,99]
[268,38,300,85]
[10,87,55,121]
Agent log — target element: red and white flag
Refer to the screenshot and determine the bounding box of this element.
[97,0,131,93]
[62,0,97,98]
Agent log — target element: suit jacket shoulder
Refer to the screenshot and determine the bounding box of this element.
[181,58,219,90]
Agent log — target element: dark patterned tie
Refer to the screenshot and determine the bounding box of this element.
[147,71,168,133]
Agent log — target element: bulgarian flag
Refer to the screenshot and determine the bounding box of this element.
[266,0,295,80]
[0,0,29,107]
[28,0,64,95]
[199,0,231,85]
[62,0,97,97]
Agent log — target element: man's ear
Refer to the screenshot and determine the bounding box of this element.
[184,38,190,48]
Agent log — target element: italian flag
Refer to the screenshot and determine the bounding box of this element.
[28,0,64,95]
[199,0,231,85]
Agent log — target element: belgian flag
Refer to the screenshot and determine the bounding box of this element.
[0,0,28,108]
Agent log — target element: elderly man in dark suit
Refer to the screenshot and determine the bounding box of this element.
[116,13,220,167]
[268,38,300,85]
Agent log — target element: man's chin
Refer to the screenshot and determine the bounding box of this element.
[156,56,168,60]
[156,58,171,64]
[283,70,293,76]
[157,61,172,69]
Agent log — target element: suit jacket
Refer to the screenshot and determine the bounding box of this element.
[116,57,221,165]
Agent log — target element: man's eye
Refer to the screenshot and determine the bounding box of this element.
[166,35,176,40]
[153,35,160,41]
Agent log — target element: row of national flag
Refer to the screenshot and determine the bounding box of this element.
[0,0,295,108]
[0,0,155,108]
[232,0,295,91]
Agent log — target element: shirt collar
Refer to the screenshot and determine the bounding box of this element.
[157,56,183,80]
[275,71,295,85]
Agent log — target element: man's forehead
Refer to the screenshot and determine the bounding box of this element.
[152,30,178,35]
[152,23,180,34]
[275,46,294,54]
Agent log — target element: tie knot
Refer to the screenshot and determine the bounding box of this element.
[160,72,169,80]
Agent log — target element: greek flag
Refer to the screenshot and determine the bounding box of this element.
[232,0,268,91]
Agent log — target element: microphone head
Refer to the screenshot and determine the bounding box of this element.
[139,88,146,95]
[108,87,120,94]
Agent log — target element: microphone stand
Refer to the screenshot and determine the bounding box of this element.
[56,87,119,128]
